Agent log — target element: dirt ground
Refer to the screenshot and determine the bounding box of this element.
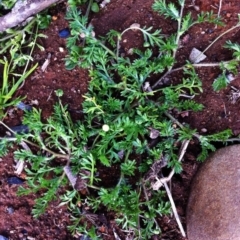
[1,0,240,239]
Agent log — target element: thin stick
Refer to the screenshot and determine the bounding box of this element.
[164,111,240,143]
[217,0,223,19]
[142,183,160,229]
[152,140,190,190]
[151,140,189,237]
[0,120,69,159]
[63,165,77,188]
[198,23,240,62]
[152,22,240,89]
[100,0,111,8]
[162,180,186,237]
[152,0,186,89]
[152,59,236,89]
[172,60,231,73]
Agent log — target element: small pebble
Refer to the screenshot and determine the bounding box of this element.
[187,145,240,240]
[21,229,28,235]
[6,206,14,214]
[130,23,140,30]
[118,150,125,159]
[227,73,235,82]
[7,176,25,185]
[226,13,231,18]
[149,128,160,139]
[189,48,207,63]
[16,102,32,111]
[18,234,23,238]
[58,28,70,38]
[10,125,29,135]
[207,29,214,34]
[30,99,39,105]
[127,48,134,55]
[193,5,200,11]
[182,34,190,44]
[59,47,64,52]
[71,87,76,93]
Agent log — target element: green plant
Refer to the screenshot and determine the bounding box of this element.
[0,15,48,57]
[0,0,17,10]
[68,0,100,13]
[0,57,37,117]
[0,12,50,118]
[151,2,240,91]
[212,40,240,91]
[0,0,236,239]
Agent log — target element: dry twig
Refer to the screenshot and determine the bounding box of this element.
[161,180,186,237]
[151,140,189,238]
[217,0,223,19]
[0,0,62,32]
[152,140,190,190]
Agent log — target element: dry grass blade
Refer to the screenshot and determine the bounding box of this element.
[162,181,186,237]
[152,140,190,190]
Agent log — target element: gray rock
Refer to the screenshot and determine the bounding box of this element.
[189,48,206,63]
[187,145,240,240]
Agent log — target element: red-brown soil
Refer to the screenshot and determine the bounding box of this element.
[1,0,240,239]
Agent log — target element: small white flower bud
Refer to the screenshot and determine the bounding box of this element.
[102,124,110,132]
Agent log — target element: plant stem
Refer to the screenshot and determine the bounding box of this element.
[168,60,234,75]
[162,180,186,237]
[21,20,39,87]
[0,120,69,159]
[117,149,131,186]
[85,0,93,19]
[0,18,37,54]
[173,0,186,60]
[25,138,70,158]
[152,0,185,89]
[152,140,189,191]
[192,23,240,64]
[201,23,240,56]
[153,16,240,90]
[163,111,201,140]
[98,40,117,58]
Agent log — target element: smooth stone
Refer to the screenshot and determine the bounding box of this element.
[7,176,25,185]
[58,28,70,38]
[187,145,240,240]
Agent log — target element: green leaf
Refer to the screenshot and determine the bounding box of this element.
[106,29,121,47]
[152,0,179,21]
[55,89,64,97]
[99,155,110,167]
[196,11,224,26]
[181,13,193,34]
[91,2,100,12]
[212,74,229,91]
[224,40,240,60]
[121,160,136,176]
